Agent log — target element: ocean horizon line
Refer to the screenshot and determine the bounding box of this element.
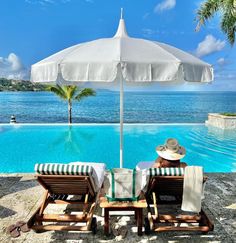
[1,90,236,93]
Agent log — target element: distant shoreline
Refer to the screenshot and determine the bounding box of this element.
[1,78,236,93]
[0,78,46,92]
[1,90,236,94]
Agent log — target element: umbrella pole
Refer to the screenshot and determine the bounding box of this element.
[120,78,124,168]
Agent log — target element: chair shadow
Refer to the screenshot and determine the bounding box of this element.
[49,206,148,242]
[32,204,227,243]
[0,205,17,219]
[0,176,38,198]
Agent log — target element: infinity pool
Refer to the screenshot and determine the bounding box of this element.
[0,124,235,173]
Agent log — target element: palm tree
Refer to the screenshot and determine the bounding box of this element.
[196,0,236,45]
[46,85,96,124]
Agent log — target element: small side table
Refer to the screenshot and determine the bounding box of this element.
[99,197,147,236]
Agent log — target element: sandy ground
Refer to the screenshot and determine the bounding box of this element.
[0,173,235,243]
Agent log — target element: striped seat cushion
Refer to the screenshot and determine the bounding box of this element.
[35,163,95,176]
[148,167,184,176]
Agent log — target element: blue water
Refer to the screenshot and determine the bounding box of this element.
[0,91,236,123]
[0,124,236,173]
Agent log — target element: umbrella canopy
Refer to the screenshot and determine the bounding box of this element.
[31,10,214,168]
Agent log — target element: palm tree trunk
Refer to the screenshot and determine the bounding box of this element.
[68,100,72,124]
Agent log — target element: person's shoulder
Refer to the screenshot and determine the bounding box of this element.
[152,162,161,168]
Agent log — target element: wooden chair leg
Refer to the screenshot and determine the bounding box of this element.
[39,190,49,216]
[199,209,214,231]
[135,209,137,220]
[27,206,41,228]
[28,190,49,228]
[82,193,89,217]
[137,209,143,236]
[152,192,158,218]
[104,208,109,236]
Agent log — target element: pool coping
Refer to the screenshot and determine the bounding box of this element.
[0,123,205,126]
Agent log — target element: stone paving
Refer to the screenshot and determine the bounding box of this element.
[0,173,235,243]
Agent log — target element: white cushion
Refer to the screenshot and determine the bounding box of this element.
[70,162,106,190]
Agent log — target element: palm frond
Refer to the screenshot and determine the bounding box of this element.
[220,10,236,45]
[74,88,96,101]
[196,0,236,45]
[196,0,221,31]
[46,85,67,100]
[60,85,77,100]
[69,86,78,99]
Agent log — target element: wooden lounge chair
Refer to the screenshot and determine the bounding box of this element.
[144,167,214,234]
[27,163,104,234]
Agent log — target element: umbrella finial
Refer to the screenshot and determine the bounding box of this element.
[114,8,128,38]
[121,8,123,19]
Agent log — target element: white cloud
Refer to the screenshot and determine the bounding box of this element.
[142,28,159,37]
[217,57,225,65]
[215,71,236,81]
[216,57,233,67]
[226,74,236,79]
[195,35,225,57]
[142,28,185,38]
[0,53,28,80]
[142,12,150,19]
[154,0,176,13]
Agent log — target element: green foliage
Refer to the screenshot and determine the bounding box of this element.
[75,88,96,101]
[46,85,96,123]
[221,112,236,116]
[196,0,236,45]
[0,78,46,91]
[46,85,96,102]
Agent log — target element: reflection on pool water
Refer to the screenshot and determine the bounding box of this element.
[0,124,235,173]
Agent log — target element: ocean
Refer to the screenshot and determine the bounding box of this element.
[0,91,236,123]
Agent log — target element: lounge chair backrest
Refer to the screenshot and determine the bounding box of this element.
[34,163,97,198]
[35,163,95,175]
[148,167,184,176]
[147,168,185,198]
[147,167,206,201]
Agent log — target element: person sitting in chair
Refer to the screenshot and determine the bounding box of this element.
[153,138,187,168]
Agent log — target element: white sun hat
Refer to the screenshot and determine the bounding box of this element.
[156,138,186,161]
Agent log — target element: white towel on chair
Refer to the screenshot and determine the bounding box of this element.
[181,166,203,213]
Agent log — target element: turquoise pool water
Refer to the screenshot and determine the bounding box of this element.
[0,124,235,173]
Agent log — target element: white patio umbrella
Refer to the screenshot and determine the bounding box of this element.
[31,10,213,168]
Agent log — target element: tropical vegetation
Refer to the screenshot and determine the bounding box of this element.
[0,78,46,91]
[221,112,236,116]
[46,85,96,123]
[196,0,236,45]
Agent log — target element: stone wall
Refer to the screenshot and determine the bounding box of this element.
[206,113,236,129]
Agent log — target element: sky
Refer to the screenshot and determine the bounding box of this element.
[0,0,236,91]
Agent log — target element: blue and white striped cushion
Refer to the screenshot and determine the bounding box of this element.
[148,167,184,176]
[34,163,94,176]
